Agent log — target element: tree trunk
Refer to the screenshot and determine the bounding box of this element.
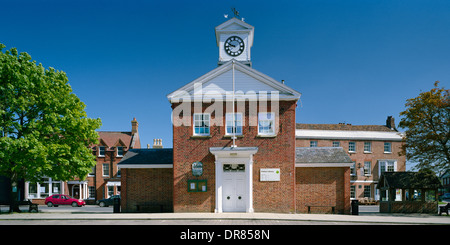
[8,175,21,213]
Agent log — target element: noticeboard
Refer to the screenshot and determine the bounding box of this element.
[187,180,207,192]
[260,168,281,181]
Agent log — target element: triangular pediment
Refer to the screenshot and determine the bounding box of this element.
[215,18,254,47]
[215,17,254,32]
[167,60,301,102]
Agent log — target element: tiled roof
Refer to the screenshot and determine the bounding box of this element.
[295,147,353,164]
[97,131,133,148]
[95,131,140,150]
[118,148,173,166]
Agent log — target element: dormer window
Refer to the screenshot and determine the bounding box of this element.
[117,146,124,157]
[98,146,106,157]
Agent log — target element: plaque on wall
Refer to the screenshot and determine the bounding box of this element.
[260,168,280,181]
[192,161,203,176]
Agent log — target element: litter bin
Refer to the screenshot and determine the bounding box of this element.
[113,197,121,213]
[351,200,359,215]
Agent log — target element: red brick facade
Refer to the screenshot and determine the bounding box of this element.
[172,101,298,213]
[162,98,352,214]
[118,97,352,213]
[295,121,406,203]
[296,167,350,214]
[121,168,173,212]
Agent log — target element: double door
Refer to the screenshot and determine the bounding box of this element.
[222,164,246,212]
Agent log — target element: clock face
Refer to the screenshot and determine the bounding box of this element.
[224,36,245,57]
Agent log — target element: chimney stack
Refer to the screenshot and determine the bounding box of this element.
[386,116,396,130]
[131,117,139,135]
[153,139,163,149]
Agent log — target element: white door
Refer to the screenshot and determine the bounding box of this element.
[222,164,246,212]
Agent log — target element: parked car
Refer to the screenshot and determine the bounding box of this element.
[96,195,120,207]
[45,194,86,207]
[443,193,450,200]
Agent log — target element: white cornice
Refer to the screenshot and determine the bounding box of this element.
[296,129,404,141]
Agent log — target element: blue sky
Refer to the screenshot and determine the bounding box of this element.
[1,0,449,162]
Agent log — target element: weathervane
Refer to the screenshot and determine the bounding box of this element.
[224,8,244,21]
[231,7,240,18]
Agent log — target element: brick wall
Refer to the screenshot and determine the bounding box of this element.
[121,168,173,213]
[296,167,350,214]
[172,100,297,213]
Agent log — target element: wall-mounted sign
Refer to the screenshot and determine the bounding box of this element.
[192,161,203,176]
[260,168,280,181]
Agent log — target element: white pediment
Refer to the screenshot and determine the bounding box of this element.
[167,60,301,102]
[215,18,254,47]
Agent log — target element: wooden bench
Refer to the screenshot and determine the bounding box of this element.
[439,203,450,216]
[0,200,38,213]
[136,204,165,213]
[306,205,335,214]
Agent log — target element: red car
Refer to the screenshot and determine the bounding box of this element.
[45,194,86,207]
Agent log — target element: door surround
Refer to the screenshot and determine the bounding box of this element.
[210,147,258,213]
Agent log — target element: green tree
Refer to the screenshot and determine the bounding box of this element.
[0,44,101,212]
[398,81,450,172]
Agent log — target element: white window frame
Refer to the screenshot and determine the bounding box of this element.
[348,142,356,152]
[103,163,110,177]
[225,113,243,136]
[258,112,275,136]
[27,178,63,199]
[384,142,392,153]
[379,160,397,175]
[193,113,211,136]
[88,186,96,199]
[116,146,124,157]
[310,141,318,147]
[364,142,372,153]
[350,161,356,176]
[88,166,95,177]
[332,141,340,147]
[98,146,106,157]
[364,161,371,176]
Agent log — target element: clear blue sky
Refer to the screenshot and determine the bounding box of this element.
[1,0,449,160]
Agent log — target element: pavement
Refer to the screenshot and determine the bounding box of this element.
[1,205,450,224]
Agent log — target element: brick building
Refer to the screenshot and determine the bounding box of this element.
[25,118,141,205]
[295,116,406,203]
[119,18,353,214]
[86,118,141,203]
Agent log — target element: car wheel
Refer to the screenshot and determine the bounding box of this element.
[99,201,106,207]
[47,202,53,207]
[72,202,79,207]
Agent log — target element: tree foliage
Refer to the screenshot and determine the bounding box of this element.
[0,43,101,206]
[398,81,450,172]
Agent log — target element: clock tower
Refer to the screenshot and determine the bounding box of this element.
[215,17,254,66]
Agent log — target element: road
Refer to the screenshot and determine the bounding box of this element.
[0,205,399,225]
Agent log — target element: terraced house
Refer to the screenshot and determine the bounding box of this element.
[295,116,406,203]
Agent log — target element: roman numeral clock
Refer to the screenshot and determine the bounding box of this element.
[215,17,254,66]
